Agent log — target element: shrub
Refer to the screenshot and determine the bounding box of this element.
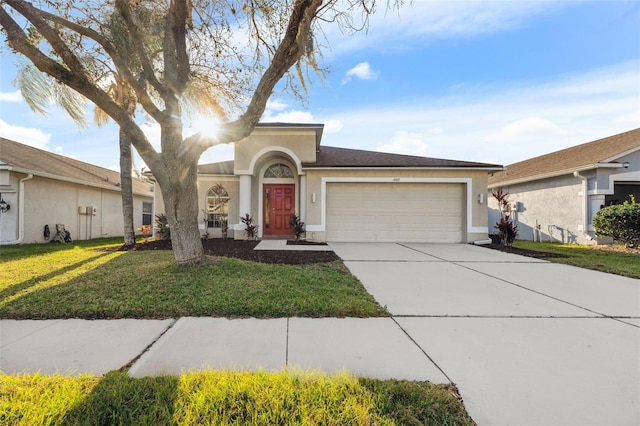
[240,213,258,240]
[491,187,518,246]
[289,214,306,240]
[593,196,640,247]
[495,215,518,246]
[155,214,171,241]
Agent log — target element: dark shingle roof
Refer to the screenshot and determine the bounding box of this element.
[489,128,640,186]
[0,137,154,196]
[303,146,502,169]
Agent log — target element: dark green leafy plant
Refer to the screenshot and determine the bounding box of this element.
[593,196,640,248]
[155,214,171,241]
[289,214,306,241]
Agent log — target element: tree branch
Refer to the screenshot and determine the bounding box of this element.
[211,0,323,147]
[114,0,169,100]
[0,2,161,169]
[164,0,191,97]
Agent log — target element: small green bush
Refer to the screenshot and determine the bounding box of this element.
[289,213,306,240]
[593,196,640,248]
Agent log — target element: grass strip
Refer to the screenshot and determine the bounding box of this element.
[0,370,474,425]
[0,238,386,319]
[513,241,640,279]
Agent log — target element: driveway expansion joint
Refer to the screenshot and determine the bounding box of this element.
[453,261,611,318]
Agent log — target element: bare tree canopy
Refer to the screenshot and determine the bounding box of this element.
[0,0,389,265]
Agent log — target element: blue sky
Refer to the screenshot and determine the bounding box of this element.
[1,1,638,171]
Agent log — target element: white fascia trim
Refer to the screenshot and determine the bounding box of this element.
[236,146,305,176]
[488,165,597,188]
[313,177,477,234]
[594,162,626,168]
[4,166,153,197]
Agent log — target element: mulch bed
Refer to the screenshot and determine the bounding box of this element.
[481,243,568,259]
[112,239,567,263]
[119,239,339,265]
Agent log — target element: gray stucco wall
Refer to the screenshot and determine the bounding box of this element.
[489,150,640,245]
[489,174,586,244]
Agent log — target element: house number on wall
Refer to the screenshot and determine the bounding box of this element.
[393,178,400,182]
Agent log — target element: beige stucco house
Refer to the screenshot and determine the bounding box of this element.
[154,123,502,243]
[488,128,640,244]
[0,137,154,244]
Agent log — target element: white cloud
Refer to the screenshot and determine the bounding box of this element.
[342,62,379,84]
[265,99,288,111]
[376,131,430,157]
[317,61,640,165]
[485,118,567,144]
[0,119,51,149]
[262,108,314,123]
[0,91,22,102]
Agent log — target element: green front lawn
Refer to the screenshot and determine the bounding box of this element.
[513,241,640,279]
[0,238,386,319]
[0,370,473,425]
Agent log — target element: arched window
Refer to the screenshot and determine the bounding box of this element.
[264,163,293,178]
[206,184,229,228]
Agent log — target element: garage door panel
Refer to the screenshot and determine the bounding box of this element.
[326,182,464,243]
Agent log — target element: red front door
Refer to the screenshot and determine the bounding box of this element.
[263,184,295,236]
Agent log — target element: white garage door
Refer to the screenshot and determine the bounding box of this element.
[326,182,464,243]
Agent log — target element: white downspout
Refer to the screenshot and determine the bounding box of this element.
[573,171,594,242]
[1,174,33,245]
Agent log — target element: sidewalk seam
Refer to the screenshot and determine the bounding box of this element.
[123,318,177,374]
[285,317,290,367]
[391,317,454,384]
[0,319,62,348]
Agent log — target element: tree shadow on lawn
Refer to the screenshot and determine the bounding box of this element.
[0,252,116,305]
[61,371,179,425]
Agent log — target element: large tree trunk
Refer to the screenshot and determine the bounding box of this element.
[156,126,204,265]
[119,129,136,246]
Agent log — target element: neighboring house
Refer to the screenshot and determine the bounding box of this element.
[154,123,503,243]
[488,128,640,245]
[0,137,154,244]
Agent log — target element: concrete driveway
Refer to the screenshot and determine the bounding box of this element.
[330,242,640,426]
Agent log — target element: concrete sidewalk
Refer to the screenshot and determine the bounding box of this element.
[1,317,447,384]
